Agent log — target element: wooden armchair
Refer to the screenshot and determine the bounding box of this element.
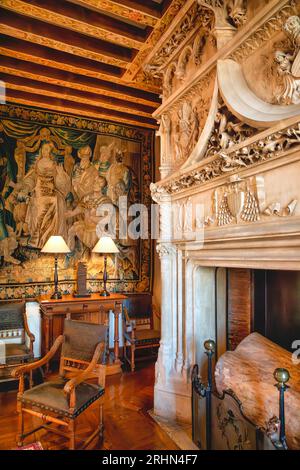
[123,307,160,372]
[0,301,35,384]
[12,319,107,450]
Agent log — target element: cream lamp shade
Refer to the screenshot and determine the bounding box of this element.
[41,236,71,254]
[92,236,119,254]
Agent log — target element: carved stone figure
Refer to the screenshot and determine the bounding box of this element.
[173,102,198,164]
[275,16,300,105]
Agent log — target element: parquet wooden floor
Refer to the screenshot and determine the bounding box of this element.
[0,363,178,450]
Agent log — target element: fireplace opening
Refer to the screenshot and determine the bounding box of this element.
[193,267,300,450]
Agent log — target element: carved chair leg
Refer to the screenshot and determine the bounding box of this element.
[69,419,76,450]
[29,370,33,389]
[99,403,104,441]
[124,342,127,364]
[131,344,135,372]
[17,405,24,447]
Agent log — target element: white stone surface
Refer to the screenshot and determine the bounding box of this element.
[25,301,41,358]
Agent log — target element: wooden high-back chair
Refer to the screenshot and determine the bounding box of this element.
[13,319,107,450]
[0,301,35,383]
[123,306,160,372]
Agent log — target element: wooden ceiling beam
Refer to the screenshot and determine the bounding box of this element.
[113,0,164,18]
[0,56,161,107]
[0,9,134,68]
[5,90,158,129]
[66,0,160,27]
[0,35,160,94]
[1,73,155,119]
[0,0,151,49]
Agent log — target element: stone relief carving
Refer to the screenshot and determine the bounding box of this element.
[174,102,194,164]
[213,175,260,226]
[198,0,247,28]
[229,1,297,63]
[143,3,215,98]
[274,15,300,105]
[206,100,257,158]
[264,199,298,217]
[150,3,214,70]
[157,114,172,166]
[176,46,193,81]
[156,121,300,194]
[173,197,195,239]
[205,175,297,227]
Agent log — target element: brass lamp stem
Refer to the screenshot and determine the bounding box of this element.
[51,255,62,299]
[100,254,110,297]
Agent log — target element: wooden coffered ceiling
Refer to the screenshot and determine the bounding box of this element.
[0,0,183,129]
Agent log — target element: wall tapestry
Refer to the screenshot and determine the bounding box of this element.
[0,103,154,299]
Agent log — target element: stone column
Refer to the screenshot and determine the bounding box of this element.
[157,113,174,180]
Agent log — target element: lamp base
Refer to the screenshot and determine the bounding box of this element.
[51,291,62,300]
[100,289,110,297]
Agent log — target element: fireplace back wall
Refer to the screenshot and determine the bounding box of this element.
[254,270,300,353]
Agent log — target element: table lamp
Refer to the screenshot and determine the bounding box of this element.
[41,235,71,299]
[92,236,119,297]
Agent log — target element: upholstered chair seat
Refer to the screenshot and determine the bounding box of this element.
[21,378,104,419]
[124,329,160,345]
[5,344,33,364]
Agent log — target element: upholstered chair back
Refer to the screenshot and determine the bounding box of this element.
[62,319,107,364]
[0,301,26,342]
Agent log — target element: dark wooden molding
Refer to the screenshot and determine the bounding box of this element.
[6,88,158,128]
[1,55,161,106]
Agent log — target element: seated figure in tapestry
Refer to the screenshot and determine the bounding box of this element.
[66,174,112,252]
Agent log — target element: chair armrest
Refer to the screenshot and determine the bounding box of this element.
[12,335,64,378]
[23,310,35,343]
[63,342,105,395]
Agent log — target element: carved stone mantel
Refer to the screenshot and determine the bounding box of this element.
[145,0,300,424]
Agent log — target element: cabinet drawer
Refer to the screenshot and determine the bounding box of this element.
[42,304,84,315]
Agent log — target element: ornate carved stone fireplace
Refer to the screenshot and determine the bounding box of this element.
[147,0,300,424]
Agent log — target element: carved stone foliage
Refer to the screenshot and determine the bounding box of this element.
[151,3,214,70]
[229,1,297,63]
[205,100,257,158]
[155,121,300,194]
[143,3,215,98]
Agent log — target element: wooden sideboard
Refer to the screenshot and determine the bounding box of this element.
[37,293,127,375]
